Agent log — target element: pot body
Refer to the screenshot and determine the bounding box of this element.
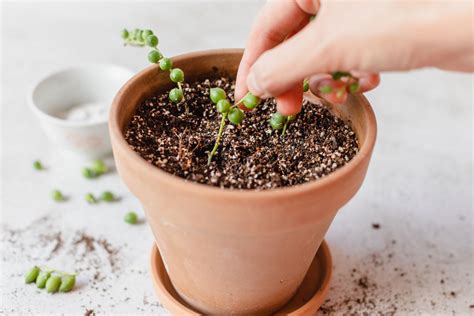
[109,49,377,315]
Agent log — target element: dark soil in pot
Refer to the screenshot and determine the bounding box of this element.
[125,77,358,190]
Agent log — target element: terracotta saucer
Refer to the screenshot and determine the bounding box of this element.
[149,241,332,315]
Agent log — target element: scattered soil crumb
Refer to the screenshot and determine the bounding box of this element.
[357,276,370,289]
[71,232,121,272]
[84,309,95,316]
[372,223,381,230]
[73,232,96,253]
[0,216,126,310]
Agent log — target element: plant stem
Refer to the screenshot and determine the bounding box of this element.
[281,119,289,137]
[124,39,145,47]
[177,82,188,114]
[234,92,250,107]
[207,112,228,165]
[41,266,77,276]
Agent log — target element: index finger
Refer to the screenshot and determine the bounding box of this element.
[235,0,316,101]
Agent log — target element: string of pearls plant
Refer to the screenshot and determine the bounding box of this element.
[121,27,359,165]
[207,88,261,164]
[122,28,185,107]
[121,28,263,164]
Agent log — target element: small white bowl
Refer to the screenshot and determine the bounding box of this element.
[29,64,134,159]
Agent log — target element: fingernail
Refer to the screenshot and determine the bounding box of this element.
[247,72,271,99]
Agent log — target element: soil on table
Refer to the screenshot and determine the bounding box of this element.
[125,77,359,190]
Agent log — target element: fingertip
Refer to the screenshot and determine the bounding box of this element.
[234,86,247,103]
[308,74,332,90]
[359,73,380,92]
[309,77,348,104]
[234,64,249,101]
[238,103,252,112]
[276,86,303,116]
[246,71,271,99]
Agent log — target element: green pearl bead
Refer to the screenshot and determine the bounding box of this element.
[270,112,286,130]
[33,160,43,170]
[209,88,227,104]
[159,58,172,71]
[51,190,64,202]
[82,167,98,179]
[91,159,108,174]
[303,79,309,92]
[59,275,76,293]
[271,112,286,124]
[216,99,230,113]
[121,29,129,39]
[124,212,138,224]
[319,85,332,93]
[101,191,115,202]
[242,93,260,110]
[349,82,360,93]
[332,71,351,80]
[270,120,284,130]
[36,271,51,289]
[141,29,153,41]
[228,108,244,125]
[85,193,97,204]
[46,275,61,293]
[25,266,40,284]
[146,34,159,47]
[148,50,162,64]
[170,68,184,83]
[169,88,184,103]
[131,28,140,40]
[135,30,143,41]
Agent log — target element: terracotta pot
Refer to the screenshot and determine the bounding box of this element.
[109,49,377,315]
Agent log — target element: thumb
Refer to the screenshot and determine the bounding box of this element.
[246,23,326,98]
[276,84,303,116]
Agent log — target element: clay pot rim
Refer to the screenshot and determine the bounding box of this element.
[109,48,377,199]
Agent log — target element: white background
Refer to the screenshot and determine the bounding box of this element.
[1,1,473,315]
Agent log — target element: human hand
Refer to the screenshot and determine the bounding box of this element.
[235,0,473,115]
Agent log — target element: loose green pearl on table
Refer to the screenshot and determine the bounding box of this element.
[36,271,51,289]
[91,159,108,174]
[59,275,76,293]
[101,191,115,202]
[25,266,40,284]
[51,190,64,202]
[124,212,138,224]
[45,275,61,293]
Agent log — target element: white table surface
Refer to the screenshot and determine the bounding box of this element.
[1,1,473,315]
